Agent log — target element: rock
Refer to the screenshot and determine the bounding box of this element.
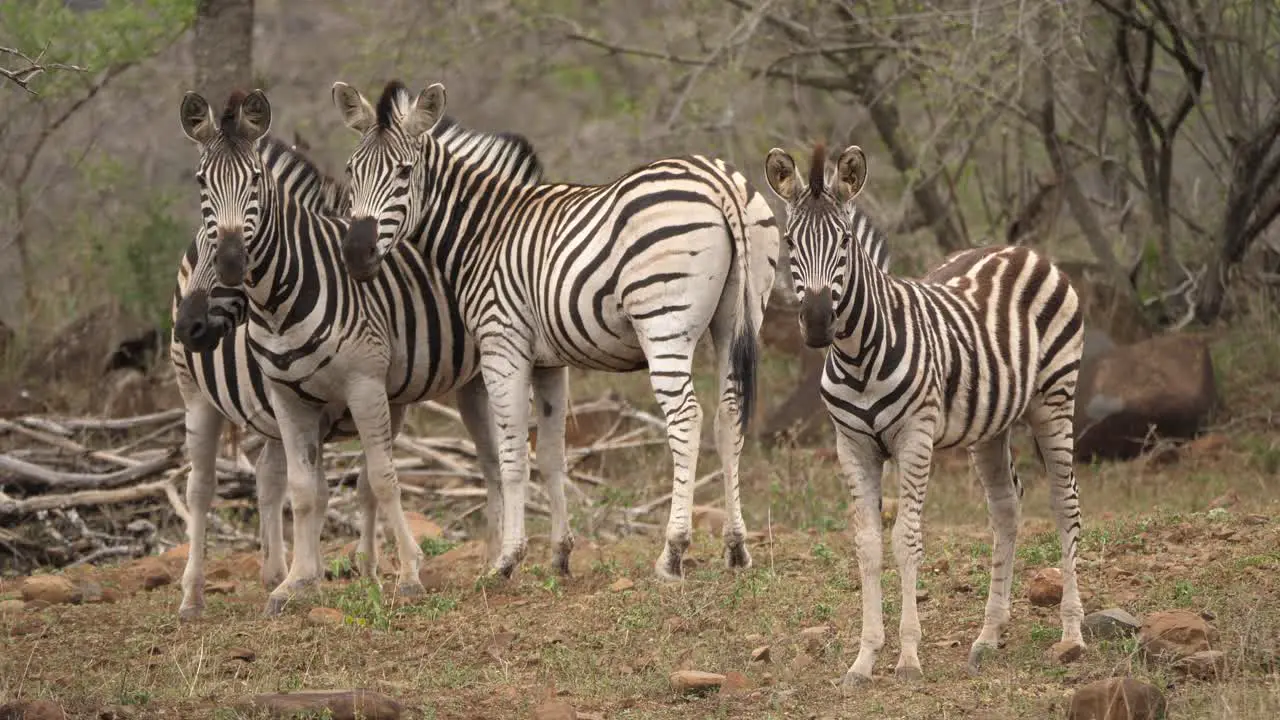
[533,697,577,720]
[798,625,835,654]
[307,607,345,627]
[1075,333,1218,462]
[404,511,444,542]
[790,653,815,671]
[8,616,46,637]
[23,599,51,612]
[0,599,24,615]
[0,699,67,720]
[99,588,121,604]
[1068,677,1166,720]
[609,577,635,592]
[1139,610,1218,662]
[750,645,771,663]
[161,543,190,562]
[720,671,753,696]
[1083,608,1142,641]
[20,576,81,605]
[1173,650,1226,681]
[692,506,727,537]
[129,558,172,590]
[1027,567,1064,607]
[226,647,257,663]
[241,690,403,720]
[231,554,263,581]
[206,581,237,595]
[1050,640,1085,664]
[669,670,725,695]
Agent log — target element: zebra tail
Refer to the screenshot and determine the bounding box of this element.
[726,206,758,436]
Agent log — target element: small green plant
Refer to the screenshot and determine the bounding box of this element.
[1029,623,1057,643]
[814,601,834,622]
[118,689,152,706]
[811,541,837,564]
[1172,579,1196,606]
[419,536,457,558]
[327,554,354,580]
[591,557,620,578]
[333,578,392,630]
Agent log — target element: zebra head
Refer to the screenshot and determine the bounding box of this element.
[178,88,273,288]
[173,253,250,354]
[331,79,447,282]
[764,143,869,349]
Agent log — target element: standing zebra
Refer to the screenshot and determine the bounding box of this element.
[173,88,547,614]
[762,144,1085,685]
[329,80,781,581]
[169,133,371,622]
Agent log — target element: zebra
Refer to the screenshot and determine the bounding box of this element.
[172,87,552,615]
[168,132,368,622]
[329,80,781,582]
[761,143,1085,686]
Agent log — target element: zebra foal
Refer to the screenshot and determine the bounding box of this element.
[329,80,781,581]
[762,143,1085,685]
[174,87,522,614]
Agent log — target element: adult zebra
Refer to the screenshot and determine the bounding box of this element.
[329,80,781,581]
[172,88,552,615]
[762,144,1085,686]
[169,132,369,622]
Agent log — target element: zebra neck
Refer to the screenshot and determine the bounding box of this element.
[831,251,895,374]
[241,182,292,312]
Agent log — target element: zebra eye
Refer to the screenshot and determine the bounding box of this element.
[396,164,412,180]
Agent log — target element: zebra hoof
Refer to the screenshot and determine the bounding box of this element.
[396,581,426,599]
[839,670,873,693]
[263,594,290,618]
[966,643,998,675]
[895,665,924,683]
[178,604,203,623]
[724,541,752,570]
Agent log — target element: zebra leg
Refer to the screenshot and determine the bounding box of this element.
[353,458,378,578]
[479,346,534,579]
[456,374,504,566]
[837,430,887,688]
[264,390,327,616]
[532,366,574,576]
[642,336,704,582]
[710,306,751,571]
[178,398,224,622]
[347,381,425,597]
[1029,399,1087,656]
[966,431,1021,673]
[888,423,935,683]
[254,440,288,589]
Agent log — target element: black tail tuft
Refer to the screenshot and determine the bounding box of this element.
[731,316,758,435]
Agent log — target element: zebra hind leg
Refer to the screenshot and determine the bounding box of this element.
[532,366,575,576]
[253,439,289,589]
[1030,398,1087,658]
[479,349,534,579]
[966,430,1020,674]
[178,399,224,622]
[642,335,704,582]
[709,299,751,570]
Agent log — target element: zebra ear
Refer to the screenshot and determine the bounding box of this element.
[237,89,272,142]
[764,148,799,202]
[404,83,446,138]
[179,91,217,145]
[836,145,868,203]
[332,82,374,133]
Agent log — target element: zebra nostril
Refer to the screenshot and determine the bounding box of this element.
[188,320,207,339]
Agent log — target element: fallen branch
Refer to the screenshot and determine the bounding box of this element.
[0,447,181,490]
[0,477,179,516]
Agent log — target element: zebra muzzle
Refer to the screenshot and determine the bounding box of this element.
[215,228,247,286]
[799,286,836,348]
[175,289,222,353]
[343,217,380,281]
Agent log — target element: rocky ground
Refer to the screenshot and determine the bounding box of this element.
[2,468,1278,719]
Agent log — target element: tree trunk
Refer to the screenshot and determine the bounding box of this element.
[193,0,255,109]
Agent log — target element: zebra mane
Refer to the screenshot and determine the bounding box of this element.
[431,114,545,189]
[220,90,249,137]
[256,134,337,187]
[808,142,826,197]
[376,80,413,131]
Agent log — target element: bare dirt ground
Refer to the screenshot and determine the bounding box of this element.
[3,435,1278,719]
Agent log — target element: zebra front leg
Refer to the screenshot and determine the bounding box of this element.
[889,423,937,683]
[1030,401,1087,657]
[347,381,425,597]
[253,440,288,589]
[264,389,327,616]
[178,400,223,622]
[838,431,887,688]
[456,374,504,566]
[642,336,703,582]
[479,346,534,579]
[532,366,574,576]
[967,431,1021,673]
[352,459,379,578]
